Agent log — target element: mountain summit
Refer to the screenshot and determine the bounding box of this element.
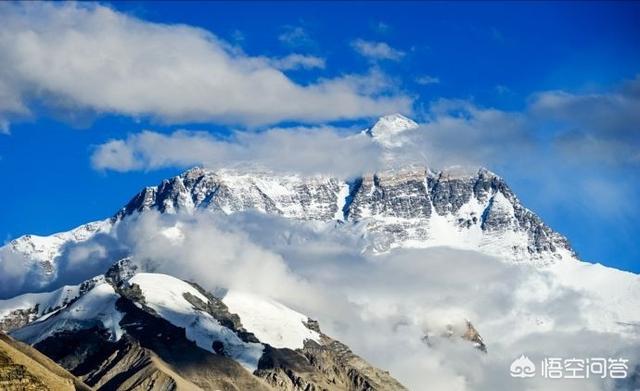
[365,113,419,147]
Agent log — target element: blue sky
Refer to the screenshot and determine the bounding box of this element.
[0,1,639,272]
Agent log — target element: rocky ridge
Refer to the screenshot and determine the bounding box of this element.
[0,260,407,391]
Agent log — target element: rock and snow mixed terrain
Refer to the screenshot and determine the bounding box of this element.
[1,260,406,390]
[0,114,638,391]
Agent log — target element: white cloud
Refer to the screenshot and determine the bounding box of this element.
[0,3,411,129]
[267,53,326,70]
[91,139,144,172]
[120,213,320,306]
[399,99,533,169]
[91,127,383,176]
[88,98,531,175]
[416,75,440,85]
[149,212,640,391]
[5,209,636,391]
[352,39,405,61]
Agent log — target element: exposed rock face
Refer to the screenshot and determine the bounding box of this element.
[0,349,50,391]
[0,307,39,334]
[462,321,487,353]
[118,169,347,221]
[35,305,271,391]
[0,276,104,333]
[256,337,406,391]
[1,261,407,391]
[114,166,573,264]
[422,320,487,354]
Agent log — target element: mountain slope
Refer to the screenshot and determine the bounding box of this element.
[0,260,407,391]
[0,331,91,391]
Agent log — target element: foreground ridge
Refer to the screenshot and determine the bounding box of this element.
[0,259,407,391]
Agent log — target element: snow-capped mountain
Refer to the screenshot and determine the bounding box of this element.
[117,165,573,263]
[0,259,406,390]
[2,128,574,289]
[3,115,573,287]
[1,114,639,391]
[7,220,112,276]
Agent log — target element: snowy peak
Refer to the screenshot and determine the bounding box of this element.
[367,113,419,137]
[365,113,419,147]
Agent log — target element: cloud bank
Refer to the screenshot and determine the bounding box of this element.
[91,127,382,177]
[0,2,411,130]
[2,210,637,391]
[90,76,640,174]
[89,98,533,176]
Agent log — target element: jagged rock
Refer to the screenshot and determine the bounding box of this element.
[422,320,487,353]
[462,321,487,353]
[110,165,573,264]
[256,337,407,391]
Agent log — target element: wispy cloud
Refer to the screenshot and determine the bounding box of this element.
[495,84,511,95]
[373,21,390,33]
[0,3,410,130]
[278,25,313,47]
[416,75,440,85]
[267,54,326,70]
[351,39,405,61]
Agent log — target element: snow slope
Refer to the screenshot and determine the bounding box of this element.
[11,278,123,345]
[223,290,320,350]
[0,266,330,373]
[129,273,264,370]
